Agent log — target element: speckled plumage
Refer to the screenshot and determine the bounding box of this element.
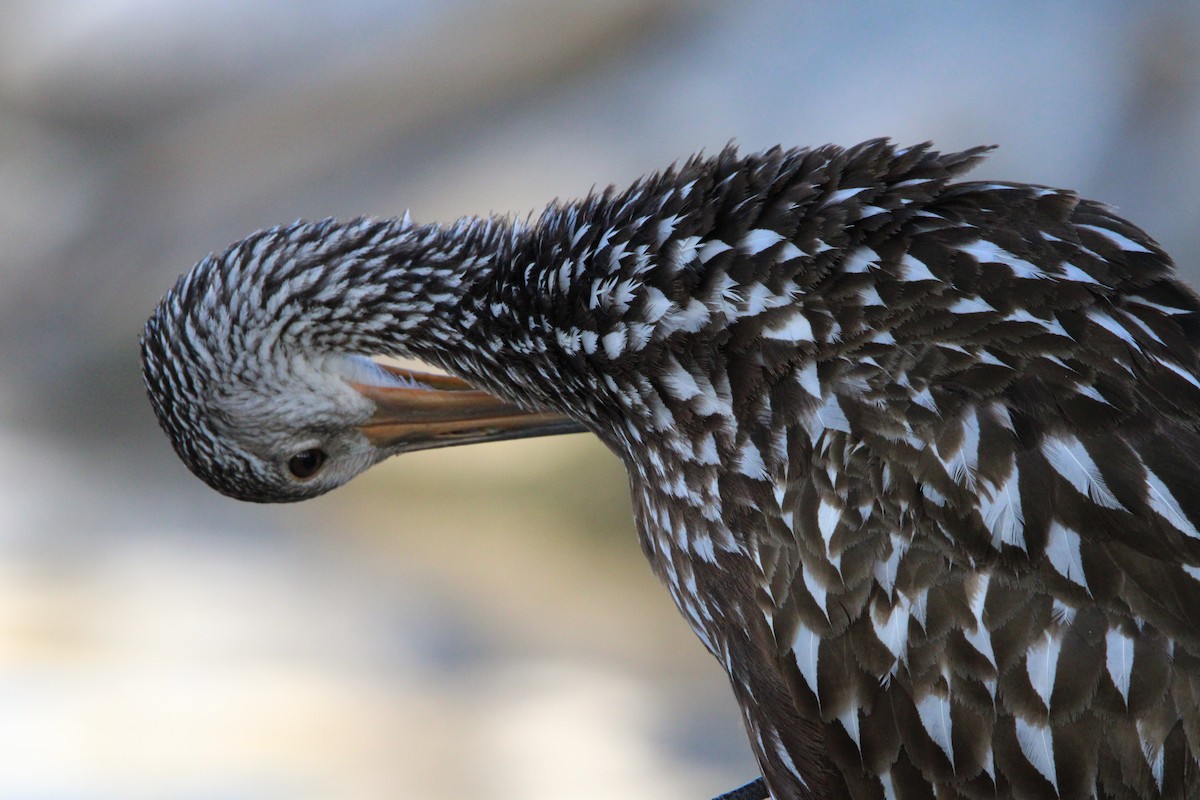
[143,140,1200,799]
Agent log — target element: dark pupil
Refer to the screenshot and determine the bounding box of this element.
[287,449,327,479]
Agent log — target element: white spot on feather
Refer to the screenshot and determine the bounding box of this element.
[1015,717,1058,792]
[588,275,615,309]
[660,298,710,335]
[643,391,673,431]
[837,707,861,750]
[842,246,879,274]
[1045,521,1090,593]
[1144,467,1200,538]
[796,362,821,398]
[948,296,995,315]
[610,279,641,313]
[688,375,732,419]
[1003,308,1045,326]
[705,273,743,317]
[602,328,625,360]
[655,214,679,244]
[670,235,701,271]
[626,322,654,352]
[735,439,767,480]
[1155,356,1200,392]
[916,693,954,764]
[905,587,929,629]
[1059,261,1105,286]
[1025,631,1062,709]
[873,537,907,599]
[980,465,1025,551]
[801,565,829,621]
[1130,297,1193,316]
[1105,626,1133,705]
[992,404,1016,432]
[740,228,784,255]
[958,239,1041,279]
[769,729,806,789]
[555,327,582,354]
[1087,309,1141,348]
[661,357,700,400]
[1042,437,1124,510]
[569,222,591,248]
[964,572,996,669]
[594,226,615,252]
[1078,224,1152,253]
[922,483,946,507]
[792,626,821,698]
[606,240,629,274]
[807,395,851,438]
[823,186,869,206]
[557,260,574,292]
[743,283,794,316]
[1073,384,1110,405]
[942,407,980,484]
[859,285,884,307]
[911,387,938,415]
[762,310,814,342]
[1120,310,1166,345]
[690,531,716,563]
[880,773,898,800]
[871,601,909,664]
[697,240,732,263]
[817,500,839,551]
[778,241,804,263]
[1138,720,1166,792]
[1051,598,1076,626]
[898,253,938,283]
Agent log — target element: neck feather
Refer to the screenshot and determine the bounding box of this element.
[169,216,512,379]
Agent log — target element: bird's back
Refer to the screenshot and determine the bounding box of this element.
[594,142,1200,798]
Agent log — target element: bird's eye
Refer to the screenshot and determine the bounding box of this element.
[287,449,327,480]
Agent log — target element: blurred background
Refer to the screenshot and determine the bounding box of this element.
[1,1,1198,798]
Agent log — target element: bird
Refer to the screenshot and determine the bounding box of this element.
[141,139,1200,799]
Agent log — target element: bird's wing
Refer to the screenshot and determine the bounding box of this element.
[744,187,1200,798]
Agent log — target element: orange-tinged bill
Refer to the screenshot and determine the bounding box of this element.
[353,363,586,452]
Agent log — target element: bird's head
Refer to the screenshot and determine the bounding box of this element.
[141,217,582,503]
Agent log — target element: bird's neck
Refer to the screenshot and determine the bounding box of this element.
[392,206,672,426]
[301,216,520,374]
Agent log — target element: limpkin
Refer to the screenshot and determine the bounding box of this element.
[142,140,1200,799]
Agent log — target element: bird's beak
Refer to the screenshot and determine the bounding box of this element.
[352,363,587,453]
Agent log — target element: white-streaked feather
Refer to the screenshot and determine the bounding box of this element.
[1025,631,1063,710]
[1106,626,1134,705]
[1042,437,1124,510]
[915,692,954,765]
[1044,521,1090,593]
[1015,717,1058,792]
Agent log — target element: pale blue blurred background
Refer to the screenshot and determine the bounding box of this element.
[0,2,1198,798]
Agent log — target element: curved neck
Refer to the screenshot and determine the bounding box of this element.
[362,217,516,366]
[223,216,513,369]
